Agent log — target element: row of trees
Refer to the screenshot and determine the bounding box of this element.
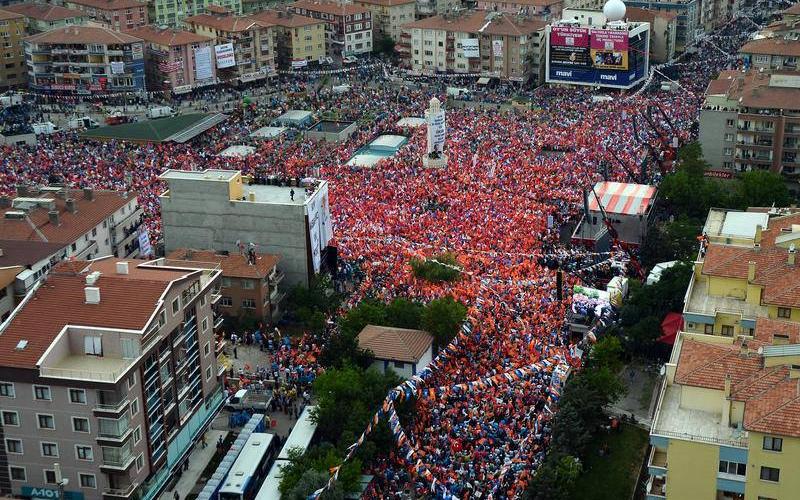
[410,252,462,283]
[524,337,626,500]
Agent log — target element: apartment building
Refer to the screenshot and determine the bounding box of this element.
[2,3,85,33]
[0,186,145,264]
[124,25,216,91]
[184,9,276,81]
[623,0,697,52]
[476,0,563,20]
[149,0,242,28]
[249,9,325,67]
[683,211,800,338]
[0,8,27,90]
[740,38,800,72]
[64,0,148,31]
[287,0,372,56]
[415,0,461,18]
[0,240,64,321]
[351,0,415,42]
[167,248,285,325]
[24,26,146,93]
[401,11,547,81]
[648,322,800,500]
[625,6,676,63]
[698,0,740,31]
[761,2,800,39]
[159,169,333,287]
[699,70,800,179]
[0,257,224,500]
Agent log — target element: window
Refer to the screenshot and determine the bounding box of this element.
[34,385,52,401]
[718,460,746,476]
[221,277,231,288]
[204,342,211,356]
[84,336,102,356]
[0,382,14,397]
[724,147,733,156]
[206,366,212,381]
[133,426,141,445]
[2,411,19,426]
[136,453,144,472]
[704,324,714,334]
[721,325,734,336]
[202,317,208,332]
[760,466,780,482]
[394,361,405,368]
[763,436,783,452]
[76,445,94,461]
[69,388,87,404]
[242,279,255,290]
[778,307,791,318]
[128,373,136,389]
[73,417,90,433]
[9,466,26,481]
[724,133,734,141]
[130,398,139,417]
[5,438,22,454]
[200,295,206,307]
[37,414,55,430]
[172,297,180,314]
[121,338,138,359]
[242,298,256,309]
[726,119,735,127]
[79,474,96,489]
[41,442,59,457]
[44,470,57,484]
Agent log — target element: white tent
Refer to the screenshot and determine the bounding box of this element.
[646,261,679,285]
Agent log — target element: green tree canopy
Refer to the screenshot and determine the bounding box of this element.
[733,170,791,209]
[385,298,423,330]
[278,445,360,498]
[420,296,468,348]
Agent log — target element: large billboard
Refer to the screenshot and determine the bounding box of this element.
[591,29,628,70]
[461,38,479,58]
[547,24,648,88]
[215,43,235,69]
[195,46,213,80]
[549,26,591,67]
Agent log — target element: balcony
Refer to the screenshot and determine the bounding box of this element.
[97,415,132,441]
[103,482,138,498]
[647,445,668,475]
[40,354,134,383]
[94,391,129,415]
[269,270,285,287]
[646,475,667,499]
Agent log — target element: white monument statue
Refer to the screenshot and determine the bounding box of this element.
[423,97,448,169]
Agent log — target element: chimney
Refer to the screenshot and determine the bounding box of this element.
[0,196,10,208]
[16,184,28,197]
[83,187,94,201]
[747,261,756,282]
[55,188,67,200]
[116,261,129,275]
[48,210,60,226]
[790,244,796,266]
[84,287,100,304]
[65,198,77,213]
[248,191,256,202]
[740,340,749,356]
[754,224,763,245]
[722,373,732,427]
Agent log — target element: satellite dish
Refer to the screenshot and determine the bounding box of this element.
[603,0,626,22]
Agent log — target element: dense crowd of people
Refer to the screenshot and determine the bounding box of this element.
[0,11,768,498]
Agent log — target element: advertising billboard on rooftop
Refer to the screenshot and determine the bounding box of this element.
[548,26,591,67]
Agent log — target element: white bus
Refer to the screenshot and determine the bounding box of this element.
[219,433,279,500]
[255,406,318,500]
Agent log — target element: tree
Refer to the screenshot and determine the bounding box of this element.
[420,296,467,348]
[385,298,423,330]
[278,445,360,498]
[338,300,388,338]
[732,170,791,209]
[285,470,343,500]
[410,252,462,283]
[589,336,624,374]
[287,274,340,317]
[524,453,582,500]
[373,34,396,56]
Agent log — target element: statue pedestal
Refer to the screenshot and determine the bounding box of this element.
[422,153,448,169]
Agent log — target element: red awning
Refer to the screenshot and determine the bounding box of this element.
[658,312,684,345]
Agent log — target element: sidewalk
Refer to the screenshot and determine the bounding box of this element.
[158,429,227,500]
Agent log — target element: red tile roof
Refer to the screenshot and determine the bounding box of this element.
[740,37,800,58]
[785,3,800,15]
[675,335,800,437]
[3,3,84,21]
[403,10,546,36]
[250,9,325,27]
[0,8,26,20]
[67,0,147,11]
[25,25,143,45]
[701,213,800,307]
[354,0,415,7]
[184,13,271,32]
[124,25,213,46]
[289,0,371,17]
[167,248,279,279]
[754,317,800,344]
[357,325,433,363]
[0,260,187,369]
[0,188,137,246]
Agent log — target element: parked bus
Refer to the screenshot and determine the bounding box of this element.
[219,432,279,500]
[255,406,318,500]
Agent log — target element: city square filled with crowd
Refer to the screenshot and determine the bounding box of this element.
[0,14,761,499]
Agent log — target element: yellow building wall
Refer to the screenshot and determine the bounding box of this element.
[766,305,800,322]
[228,172,243,200]
[714,312,741,335]
[666,439,719,500]
[745,431,800,500]
[745,284,762,306]
[707,275,747,300]
[289,23,325,62]
[680,385,723,413]
[763,353,800,368]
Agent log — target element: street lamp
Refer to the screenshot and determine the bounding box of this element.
[54,463,69,499]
